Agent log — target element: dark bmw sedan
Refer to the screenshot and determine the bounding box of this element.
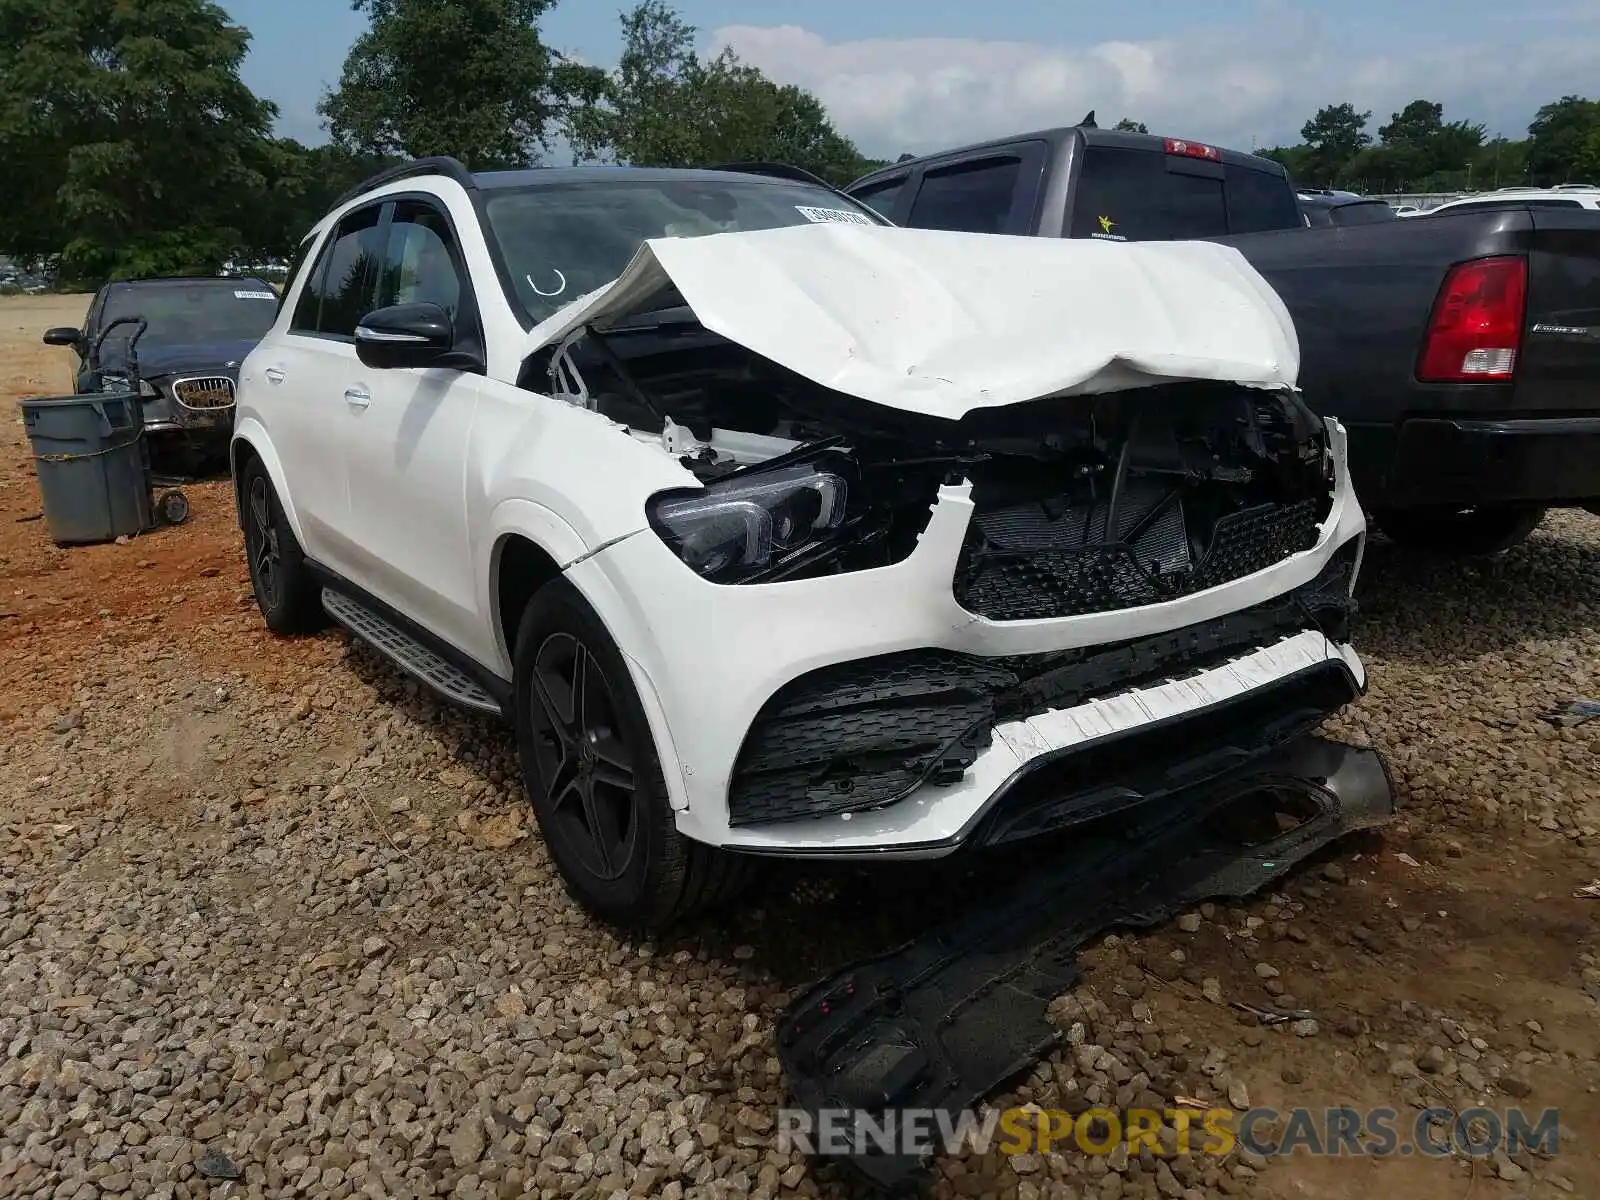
[43,275,280,471]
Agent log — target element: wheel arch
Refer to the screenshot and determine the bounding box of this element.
[230,425,309,550]
[487,507,689,814]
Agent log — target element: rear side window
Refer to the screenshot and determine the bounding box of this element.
[908,157,1022,234]
[851,175,907,220]
[291,205,385,339]
[1068,147,1301,240]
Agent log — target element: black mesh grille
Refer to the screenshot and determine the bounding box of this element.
[726,654,1015,826]
[954,497,1323,622]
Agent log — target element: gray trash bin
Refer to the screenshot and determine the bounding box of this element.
[20,392,154,546]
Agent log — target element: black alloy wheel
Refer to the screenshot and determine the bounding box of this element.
[239,457,325,635]
[524,632,640,882]
[245,474,283,612]
[511,579,751,928]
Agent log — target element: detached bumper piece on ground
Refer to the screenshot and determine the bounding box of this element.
[776,736,1397,1194]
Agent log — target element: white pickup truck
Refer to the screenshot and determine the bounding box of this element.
[232,157,1370,928]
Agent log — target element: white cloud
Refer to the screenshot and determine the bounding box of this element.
[708,18,1600,157]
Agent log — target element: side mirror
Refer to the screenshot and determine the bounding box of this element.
[354,303,454,369]
[42,327,83,349]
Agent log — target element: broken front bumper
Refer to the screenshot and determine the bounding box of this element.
[565,420,1368,856]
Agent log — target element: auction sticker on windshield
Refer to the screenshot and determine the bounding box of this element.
[795,206,875,225]
[234,289,277,300]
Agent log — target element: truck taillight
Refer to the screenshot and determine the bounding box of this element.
[1417,255,1527,382]
[1164,138,1220,160]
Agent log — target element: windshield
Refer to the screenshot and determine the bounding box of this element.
[99,281,279,344]
[482,179,882,322]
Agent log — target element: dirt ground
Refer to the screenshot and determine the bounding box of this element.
[1,292,1597,1200]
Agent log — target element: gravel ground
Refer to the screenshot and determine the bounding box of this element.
[2,295,1598,1200]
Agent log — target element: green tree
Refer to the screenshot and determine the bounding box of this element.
[1113,118,1148,134]
[0,0,277,280]
[1300,103,1372,184]
[240,140,403,262]
[1355,99,1485,188]
[321,0,592,168]
[1578,127,1600,181]
[1259,144,1314,184]
[1526,95,1600,184]
[567,1,872,184]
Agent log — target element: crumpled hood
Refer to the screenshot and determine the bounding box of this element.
[522,224,1300,419]
[98,337,260,379]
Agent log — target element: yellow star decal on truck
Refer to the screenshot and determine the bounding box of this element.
[1098,215,1115,234]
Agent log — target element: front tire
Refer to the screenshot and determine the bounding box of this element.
[512,579,749,929]
[1371,504,1546,556]
[240,458,326,634]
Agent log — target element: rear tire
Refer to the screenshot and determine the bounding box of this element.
[512,579,750,929]
[1371,504,1546,556]
[240,458,326,634]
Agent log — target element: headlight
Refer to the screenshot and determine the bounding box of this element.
[138,379,159,398]
[648,465,848,579]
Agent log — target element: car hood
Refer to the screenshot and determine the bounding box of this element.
[97,338,261,378]
[521,224,1300,420]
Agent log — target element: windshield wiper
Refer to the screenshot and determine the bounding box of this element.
[599,304,701,333]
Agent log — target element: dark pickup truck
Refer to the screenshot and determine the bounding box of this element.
[846,127,1600,554]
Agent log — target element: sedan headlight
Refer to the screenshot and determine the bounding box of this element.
[648,465,848,580]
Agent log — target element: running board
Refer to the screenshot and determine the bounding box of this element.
[776,736,1396,1194]
[321,588,503,716]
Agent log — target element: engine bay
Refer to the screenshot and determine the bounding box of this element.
[523,318,1334,603]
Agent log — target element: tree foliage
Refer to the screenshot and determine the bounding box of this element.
[1527,95,1600,183]
[1113,118,1148,134]
[0,0,277,281]
[319,0,588,168]
[1264,95,1596,192]
[1298,103,1372,184]
[4,0,1599,281]
[566,0,873,184]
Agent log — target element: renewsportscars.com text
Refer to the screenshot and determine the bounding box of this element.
[778,1104,1561,1160]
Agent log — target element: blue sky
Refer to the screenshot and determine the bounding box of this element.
[225,0,1600,157]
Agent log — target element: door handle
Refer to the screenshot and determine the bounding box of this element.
[344,386,371,409]
[264,367,285,384]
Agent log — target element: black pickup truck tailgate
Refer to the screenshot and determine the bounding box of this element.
[1225,207,1600,505]
[1521,206,1600,410]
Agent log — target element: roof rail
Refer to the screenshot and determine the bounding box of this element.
[330,156,477,211]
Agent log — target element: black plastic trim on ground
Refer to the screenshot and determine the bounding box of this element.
[775,735,1396,1194]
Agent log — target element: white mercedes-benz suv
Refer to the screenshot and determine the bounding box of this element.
[234,157,1370,928]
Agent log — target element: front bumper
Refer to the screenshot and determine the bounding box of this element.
[563,420,1369,856]
[1345,414,1600,507]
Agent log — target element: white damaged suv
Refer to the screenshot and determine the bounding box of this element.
[234,158,1370,927]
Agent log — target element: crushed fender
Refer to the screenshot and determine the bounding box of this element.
[775,735,1396,1194]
